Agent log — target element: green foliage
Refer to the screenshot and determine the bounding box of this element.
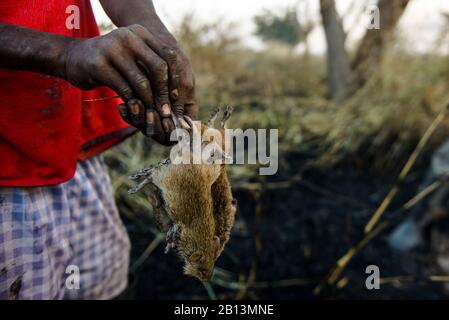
[254,7,302,47]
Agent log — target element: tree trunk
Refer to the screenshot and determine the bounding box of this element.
[320,0,352,100]
[351,0,410,89]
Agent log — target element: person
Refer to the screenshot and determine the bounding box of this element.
[0,0,198,299]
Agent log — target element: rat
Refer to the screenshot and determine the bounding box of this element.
[128,106,236,282]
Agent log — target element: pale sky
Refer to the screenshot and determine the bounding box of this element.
[91,0,449,54]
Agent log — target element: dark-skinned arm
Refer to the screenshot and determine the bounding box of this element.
[0,23,174,144]
[0,24,71,79]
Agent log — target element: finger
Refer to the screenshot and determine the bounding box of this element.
[163,48,180,105]
[128,26,172,118]
[129,27,190,121]
[172,66,195,119]
[133,31,184,120]
[118,103,131,124]
[184,99,199,120]
[166,55,180,116]
[134,49,171,118]
[99,67,134,102]
[177,117,190,130]
[170,72,184,119]
[145,108,158,136]
[111,54,155,111]
[162,118,174,134]
[145,107,166,141]
[150,108,171,145]
[127,98,146,129]
[128,25,179,95]
[130,25,178,117]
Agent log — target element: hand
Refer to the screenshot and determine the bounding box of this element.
[118,98,172,145]
[167,47,198,122]
[64,25,174,140]
[125,25,199,123]
[98,1,199,124]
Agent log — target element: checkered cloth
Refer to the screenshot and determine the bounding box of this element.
[0,155,130,300]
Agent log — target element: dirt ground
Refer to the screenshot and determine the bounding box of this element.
[117,153,449,300]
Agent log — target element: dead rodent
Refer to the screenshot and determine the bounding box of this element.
[128,107,236,282]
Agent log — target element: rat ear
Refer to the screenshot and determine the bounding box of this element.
[214,236,221,249]
[230,198,237,215]
[190,251,205,263]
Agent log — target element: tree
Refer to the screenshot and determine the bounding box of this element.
[319,0,411,100]
[351,0,411,88]
[254,7,302,48]
[320,0,352,100]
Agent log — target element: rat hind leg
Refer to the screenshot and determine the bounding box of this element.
[128,165,156,194]
[128,165,155,180]
[128,158,172,194]
[128,177,152,194]
[165,223,180,253]
[147,182,173,233]
[220,106,234,128]
[207,107,220,128]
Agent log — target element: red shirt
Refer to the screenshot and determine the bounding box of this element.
[0,0,135,187]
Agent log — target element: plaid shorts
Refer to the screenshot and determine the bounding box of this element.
[0,155,130,300]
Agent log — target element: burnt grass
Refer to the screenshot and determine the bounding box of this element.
[117,150,449,300]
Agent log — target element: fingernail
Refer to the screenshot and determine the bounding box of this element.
[146,110,155,135]
[178,117,190,130]
[130,103,140,115]
[171,89,179,100]
[162,104,171,117]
